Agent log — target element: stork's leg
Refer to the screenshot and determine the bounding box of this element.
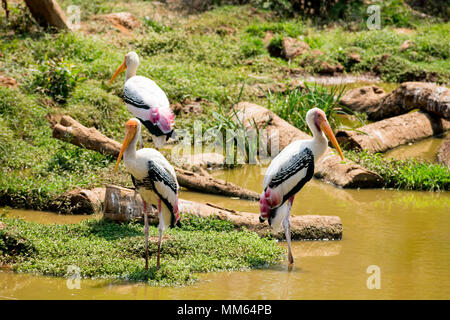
[284,196,295,265]
[139,134,144,149]
[156,199,162,270]
[283,216,294,265]
[143,200,149,271]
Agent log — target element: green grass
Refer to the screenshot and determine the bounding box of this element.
[345,150,450,191]
[0,215,284,286]
[266,83,365,134]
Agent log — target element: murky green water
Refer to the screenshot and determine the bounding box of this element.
[384,133,449,163]
[1,164,449,299]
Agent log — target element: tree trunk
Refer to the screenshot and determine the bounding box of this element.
[340,82,450,121]
[51,116,259,200]
[336,111,450,153]
[24,0,69,30]
[103,185,343,240]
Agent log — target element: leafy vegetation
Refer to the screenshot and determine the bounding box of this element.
[30,57,82,104]
[0,215,284,286]
[345,150,450,191]
[266,84,365,134]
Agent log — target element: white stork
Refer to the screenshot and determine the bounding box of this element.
[259,107,344,265]
[110,52,175,148]
[115,118,179,270]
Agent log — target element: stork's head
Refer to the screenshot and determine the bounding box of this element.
[306,108,344,160]
[115,118,141,173]
[110,51,140,84]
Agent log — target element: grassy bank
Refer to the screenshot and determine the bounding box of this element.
[345,150,450,191]
[0,214,284,286]
[1,1,449,211]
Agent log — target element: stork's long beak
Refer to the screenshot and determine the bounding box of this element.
[319,119,344,160]
[115,126,137,173]
[110,59,127,84]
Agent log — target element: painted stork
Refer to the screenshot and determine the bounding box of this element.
[115,118,179,270]
[259,107,344,265]
[110,52,175,148]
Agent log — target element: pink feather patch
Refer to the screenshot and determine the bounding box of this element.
[157,108,174,133]
[265,187,282,207]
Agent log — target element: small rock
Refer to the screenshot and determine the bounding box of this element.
[311,49,324,56]
[97,12,141,31]
[172,98,204,115]
[0,75,18,88]
[318,62,344,75]
[0,221,6,231]
[348,53,361,63]
[263,31,274,46]
[399,40,414,52]
[340,85,386,113]
[282,37,310,60]
[394,28,415,35]
[437,139,450,166]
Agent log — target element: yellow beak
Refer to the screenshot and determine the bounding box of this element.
[110,59,127,84]
[115,126,137,173]
[319,119,344,160]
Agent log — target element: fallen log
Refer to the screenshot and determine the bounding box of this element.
[336,111,450,153]
[51,115,259,200]
[103,185,343,240]
[52,116,122,157]
[234,102,384,188]
[340,82,450,121]
[48,187,105,214]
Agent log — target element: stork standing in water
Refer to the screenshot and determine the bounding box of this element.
[110,52,174,148]
[115,118,179,270]
[259,108,344,265]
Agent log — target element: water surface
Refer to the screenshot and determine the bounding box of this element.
[1,164,449,299]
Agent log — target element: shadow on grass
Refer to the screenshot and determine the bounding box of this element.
[83,218,144,240]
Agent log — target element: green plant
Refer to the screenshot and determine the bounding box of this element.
[345,150,450,191]
[47,144,113,173]
[4,2,40,34]
[206,85,261,166]
[240,35,265,58]
[31,57,82,104]
[143,16,172,33]
[266,83,361,134]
